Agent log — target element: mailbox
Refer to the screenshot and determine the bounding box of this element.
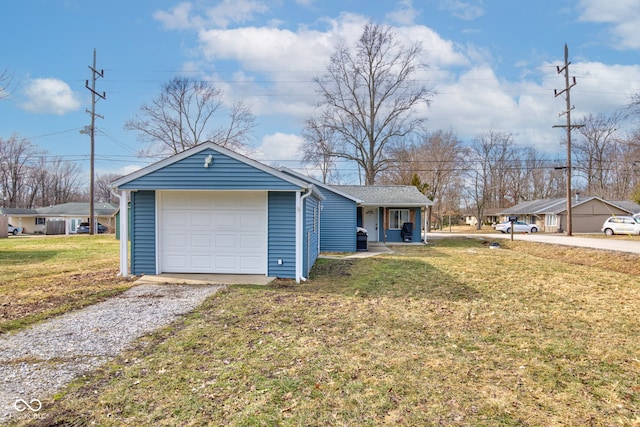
[508,215,518,222]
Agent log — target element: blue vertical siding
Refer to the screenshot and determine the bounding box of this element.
[303,195,321,277]
[131,190,156,275]
[316,187,357,252]
[268,192,296,278]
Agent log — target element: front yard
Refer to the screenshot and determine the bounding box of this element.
[2,236,639,425]
[0,235,133,333]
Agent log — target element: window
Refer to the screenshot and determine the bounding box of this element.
[35,217,46,225]
[545,214,557,227]
[389,209,409,229]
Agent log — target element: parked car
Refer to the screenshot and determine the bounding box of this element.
[7,224,20,235]
[76,222,107,234]
[495,221,538,233]
[601,216,640,236]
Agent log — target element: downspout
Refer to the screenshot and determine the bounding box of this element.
[423,206,428,244]
[296,188,313,283]
[111,188,130,277]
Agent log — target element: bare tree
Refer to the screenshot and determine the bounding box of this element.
[0,69,12,100]
[312,22,434,184]
[381,130,465,229]
[573,112,625,197]
[301,118,338,184]
[464,131,516,230]
[520,148,564,200]
[125,76,255,157]
[0,134,35,208]
[95,172,123,204]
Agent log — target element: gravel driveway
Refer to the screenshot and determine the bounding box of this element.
[0,283,223,423]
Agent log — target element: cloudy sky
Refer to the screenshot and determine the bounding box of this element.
[1,0,639,181]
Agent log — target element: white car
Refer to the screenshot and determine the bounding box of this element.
[601,216,640,236]
[7,224,21,235]
[495,221,538,234]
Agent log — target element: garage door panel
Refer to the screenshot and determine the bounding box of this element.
[191,255,212,269]
[239,234,263,249]
[165,233,188,248]
[190,212,212,227]
[240,212,264,228]
[211,212,237,228]
[164,255,187,270]
[161,191,267,274]
[214,234,238,248]
[191,234,212,248]
[165,212,187,227]
[240,256,263,270]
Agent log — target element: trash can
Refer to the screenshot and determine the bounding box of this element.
[356,227,368,251]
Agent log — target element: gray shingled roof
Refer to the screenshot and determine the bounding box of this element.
[0,207,38,215]
[333,185,433,207]
[610,200,640,214]
[35,202,117,216]
[500,197,640,216]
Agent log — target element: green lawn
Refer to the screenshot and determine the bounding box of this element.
[0,235,133,333]
[13,238,639,426]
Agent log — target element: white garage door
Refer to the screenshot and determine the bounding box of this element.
[160,191,267,274]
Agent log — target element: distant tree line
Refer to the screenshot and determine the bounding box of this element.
[0,134,119,209]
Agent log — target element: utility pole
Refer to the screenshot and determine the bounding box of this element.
[553,43,583,237]
[84,49,105,235]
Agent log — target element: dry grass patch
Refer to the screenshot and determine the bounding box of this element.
[0,235,134,333]
[15,238,640,426]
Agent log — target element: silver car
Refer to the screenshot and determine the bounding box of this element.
[495,221,538,233]
[601,216,640,236]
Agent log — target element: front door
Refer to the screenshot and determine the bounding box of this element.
[363,207,379,242]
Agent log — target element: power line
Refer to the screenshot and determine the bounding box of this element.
[84,48,106,235]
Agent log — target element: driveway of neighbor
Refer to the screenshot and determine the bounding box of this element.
[427,231,640,255]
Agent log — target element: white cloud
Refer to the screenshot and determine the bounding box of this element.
[205,0,269,28]
[21,78,81,115]
[577,0,640,49]
[154,2,198,30]
[196,13,467,121]
[254,132,304,165]
[154,0,269,30]
[434,0,485,21]
[387,0,420,26]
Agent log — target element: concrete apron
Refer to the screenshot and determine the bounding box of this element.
[134,273,275,286]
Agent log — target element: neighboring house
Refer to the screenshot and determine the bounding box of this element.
[0,203,117,235]
[0,208,38,234]
[34,202,117,234]
[111,142,434,282]
[332,185,433,243]
[463,208,503,227]
[499,196,640,233]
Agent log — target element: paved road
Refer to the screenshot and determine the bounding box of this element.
[427,231,640,255]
